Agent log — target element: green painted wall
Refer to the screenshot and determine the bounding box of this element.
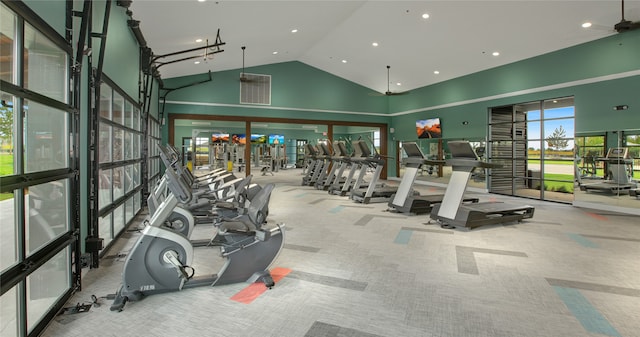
[163,31,639,177]
[164,61,388,114]
[161,61,390,142]
[389,30,640,114]
[23,0,65,37]
[385,30,640,176]
[93,1,140,99]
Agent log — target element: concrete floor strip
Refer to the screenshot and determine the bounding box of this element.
[456,245,528,275]
[284,244,321,253]
[288,270,368,291]
[305,321,385,337]
[546,278,640,297]
[581,234,640,242]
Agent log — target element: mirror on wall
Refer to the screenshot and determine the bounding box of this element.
[573,129,640,211]
[397,138,487,190]
[251,122,328,173]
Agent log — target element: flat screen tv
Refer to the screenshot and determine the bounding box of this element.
[268,134,284,145]
[211,133,230,143]
[250,134,266,144]
[231,133,246,145]
[416,118,442,139]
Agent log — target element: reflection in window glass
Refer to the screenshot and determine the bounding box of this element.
[1,93,16,176]
[133,108,139,131]
[113,128,123,161]
[99,122,111,163]
[132,134,139,160]
[123,164,132,193]
[0,4,16,84]
[126,197,134,223]
[133,163,140,188]
[134,191,141,214]
[625,133,640,177]
[99,83,111,119]
[124,132,132,160]
[113,166,124,200]
[0,285,18,337]
[113,92,124,125]
[24,101,69,173]
[24,23,67,103]
[113,204,124,235]
[98,169,112,210]
[26,248,70,334]
[99,212,112,249]
[25,179,69,254]
[124,100,132,129]
[0,188,17,272]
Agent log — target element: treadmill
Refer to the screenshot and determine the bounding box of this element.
[301,144,320,186]
[430,141,534,230]
[350,141,396,204]
[388,142,478,215]
[329,140,366,196]
[319,141,349,190]
[579,147,637,193]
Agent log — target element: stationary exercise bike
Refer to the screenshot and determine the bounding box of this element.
[110,145,285,311]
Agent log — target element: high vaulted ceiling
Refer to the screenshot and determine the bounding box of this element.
[128,0,640,94]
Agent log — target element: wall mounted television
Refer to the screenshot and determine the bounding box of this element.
[416,118,442,139]
[231,133,246,145]
[250,134,267,144]
[211,133,230,143]
[268,134,284,145]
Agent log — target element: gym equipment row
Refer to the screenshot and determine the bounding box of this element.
[110,144,284,311]
[300,138,535,230]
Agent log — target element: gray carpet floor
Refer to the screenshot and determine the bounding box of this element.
[42,169,640,337]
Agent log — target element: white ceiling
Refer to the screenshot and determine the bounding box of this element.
[128,0,640,94]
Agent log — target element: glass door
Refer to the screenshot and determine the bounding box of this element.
[489,97,575,203]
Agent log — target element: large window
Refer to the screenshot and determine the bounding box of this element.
[148,116,161,191]
[97,79,143,250]
[0,3,77,337]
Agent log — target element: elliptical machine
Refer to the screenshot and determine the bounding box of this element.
[110,145,285,311]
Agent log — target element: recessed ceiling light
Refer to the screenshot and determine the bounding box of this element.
[434,70,440,74]
[492,51,500,56]
[291,29,298,33]
[582,22,592,28]
[396,82,402,86]
[342,60,347,63]
[372,42,379,47]
[197,0,206,2]
[194,61,200,64]
[272,51,278,55]
[422,13,429,19]
[195,38,202,43]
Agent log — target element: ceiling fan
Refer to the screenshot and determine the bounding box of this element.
[371,65,409,96]
[238,46,267,83]
[587,0,640,33]
[613,0,640,33]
